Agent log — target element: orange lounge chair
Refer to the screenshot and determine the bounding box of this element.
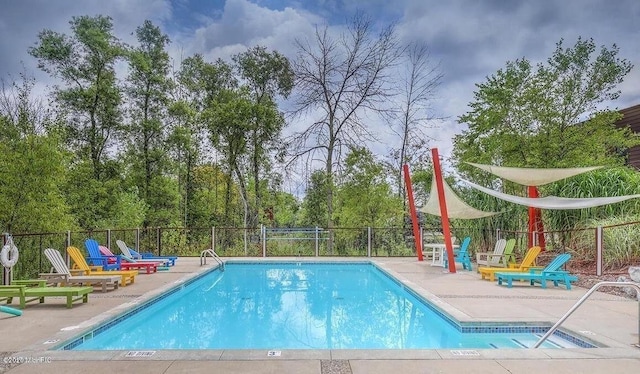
[478,246,541,281]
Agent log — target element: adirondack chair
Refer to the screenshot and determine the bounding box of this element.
[98,245,165,274]
[67,246,137,286]
[40,248,120,292]
[443,236,472,271]
[476,238,517,271]
[84,239,121,271]
[496,253,578,289]
[475,238,507,270]
[478,246,541,281]
[116,240,176,267]
[500,239,517,267]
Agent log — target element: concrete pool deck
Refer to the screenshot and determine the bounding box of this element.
[0,256,639,373]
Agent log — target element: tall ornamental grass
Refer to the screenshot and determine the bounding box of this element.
[541,167,640,231]
[571,216,640,269]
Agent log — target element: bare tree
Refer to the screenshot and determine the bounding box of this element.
[390,42,443,199]
[287,13,403,234]
[0,71,53,134]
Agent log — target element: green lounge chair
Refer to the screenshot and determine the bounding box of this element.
[0,279,93,309]
[496,253,577,290]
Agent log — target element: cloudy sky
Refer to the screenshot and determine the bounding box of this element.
[1,0,639,192]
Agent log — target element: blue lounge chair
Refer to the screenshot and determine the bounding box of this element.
[84,239,121,271]
[496,253,577,290]
[443,236,472,271]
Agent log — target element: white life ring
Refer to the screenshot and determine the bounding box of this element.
[0,242,19,268]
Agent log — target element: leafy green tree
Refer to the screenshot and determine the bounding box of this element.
[0,119,73,233]
[205,87,254,228]
[29,15,125,180]
[172,55,234,227]
[452,37,639,240]
[233,46,293,226]
[268,191,300,227]
[189,164,241,227]
[334,147,402,228]
[299,170,329,227]
[166,99,200,228]
[454,37,637,183]
[124,20,176,228]
[0,72,74,233]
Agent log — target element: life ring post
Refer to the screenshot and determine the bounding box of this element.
[1,234,19,285]
[0,242,19,268]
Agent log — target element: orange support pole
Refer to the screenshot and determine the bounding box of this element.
[432,148,456,273]
[403,164,424,261]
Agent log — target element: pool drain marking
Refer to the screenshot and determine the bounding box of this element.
[125,351,156,357]
[450,350,480,356]
[60,325,80,331]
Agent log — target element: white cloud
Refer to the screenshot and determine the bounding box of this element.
[174,0,319,62]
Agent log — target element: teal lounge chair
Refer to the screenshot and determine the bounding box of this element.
[496,253,577,290]
[443,236,472,271]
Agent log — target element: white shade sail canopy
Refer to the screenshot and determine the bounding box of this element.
[466,162,604,186]
[460,178,640,210]
[420,172,500,219]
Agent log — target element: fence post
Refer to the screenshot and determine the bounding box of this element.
[211,227,215,253]
[315,226,319,257]
[66,230,71,266]
[244,227,248,256]
[420,226,423,253]
[532,231,538,247]
[106,229,111,249]
[596,226,603,276]
[367,227,372,257]
[1,234,7,285]
[135,228,140,251]
[157,228,161,256]
[262,225,266,257]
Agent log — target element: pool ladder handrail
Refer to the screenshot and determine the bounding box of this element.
[532,281,640,348]
[200,248,224,270]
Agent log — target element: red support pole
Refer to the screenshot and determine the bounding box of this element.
[403,164,423,261]
[432,148,456,273]
[528,186,537,250]
[527,186,546,251]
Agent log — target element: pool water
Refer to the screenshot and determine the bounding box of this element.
[68,262,589,350]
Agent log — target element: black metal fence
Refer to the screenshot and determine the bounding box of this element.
[2,221,639,283]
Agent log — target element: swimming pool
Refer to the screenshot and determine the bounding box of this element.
[62,262,595,350]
